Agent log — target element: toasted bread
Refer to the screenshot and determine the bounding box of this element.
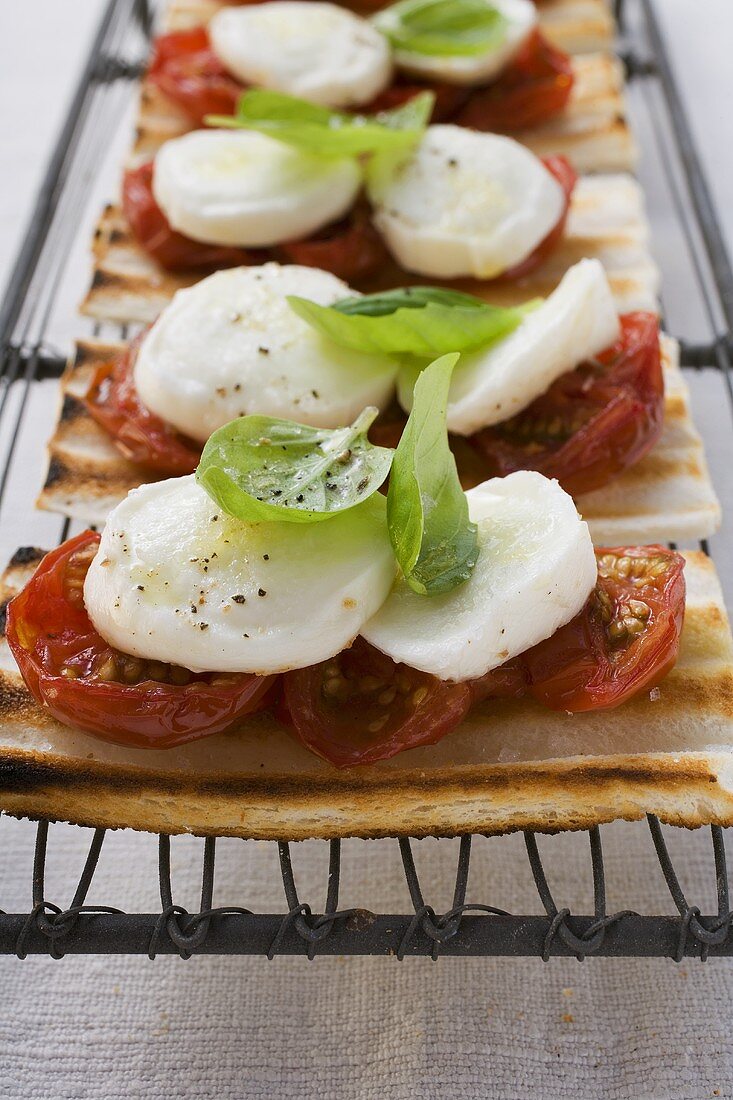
[131,52,636,175]
[162,0,616,56]
[81,174,659,323]
[0,550,731,839]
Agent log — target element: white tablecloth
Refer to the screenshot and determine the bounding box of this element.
[1,3,733,1097]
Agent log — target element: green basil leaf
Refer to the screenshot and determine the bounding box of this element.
[388,353,478,595]
[205,89,434,158]
[288,286,536,356]
[374,0,508,57]
[196,407,393,524]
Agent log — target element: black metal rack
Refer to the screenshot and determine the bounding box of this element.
[1,0,733,959]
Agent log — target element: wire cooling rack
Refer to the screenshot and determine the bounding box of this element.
[1,0,733,959]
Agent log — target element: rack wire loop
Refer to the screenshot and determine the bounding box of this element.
[646,816,733,961]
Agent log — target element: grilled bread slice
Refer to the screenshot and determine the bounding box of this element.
[37,331,720,544]
[81,173,659,324]
[161,0,616,56]
[131,52,635,175]
[0,549,731,839]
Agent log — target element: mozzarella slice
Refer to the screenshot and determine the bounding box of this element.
[84,477,395,675]
[378,0,537,86]
[134,265,399,443]
[397,259,621,435]
[361,471,596,682]
[153,129,362,248]
[209,2,392,109]
[368,126,564,278]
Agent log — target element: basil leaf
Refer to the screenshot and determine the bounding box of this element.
[388,353,478,595]
[205,89,434,159]
[196,407,393,524]
[288,287,535,356]
[374,0,508,57]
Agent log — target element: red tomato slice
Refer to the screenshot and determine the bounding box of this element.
[277,203,390,284]
[524,545,686,712]
[148,28,243,125]
[122,162,264,272]
[453,30,574,132]
[282,637,473,767]
[470,312,664,497]
[123,161,387,282]
[84,331,201,475]
[366,77,472,122]
[6,533,275,749]
[469,658,528,704]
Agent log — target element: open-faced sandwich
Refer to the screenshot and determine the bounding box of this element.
[45,259,720,541]
[6,355,731,839]
[161,0,617,63]
[86,104,653,322]
[136,0,631,176]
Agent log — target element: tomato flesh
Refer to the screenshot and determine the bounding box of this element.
[84,331,201,475]
[148,28,242,125]
[6,533,275,749]
[149,27,571,132]
[470,312,664,496]
[276,203,390,283]
[453,30,574,132]
[123,161,387,281]
[524,545,686,712]
[282,637,473,767]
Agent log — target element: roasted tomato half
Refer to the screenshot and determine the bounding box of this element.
[84,332,201,475]
[281,637,474,767]
[454,30,574,132]
[6,533,276,749]
[148,28,242,124]
[524,545,686,712]
[275,202,390,283]
[123,161,387,282]
[470,312,664,497]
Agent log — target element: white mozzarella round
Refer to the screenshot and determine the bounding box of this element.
[210,2,393,109]
[134,265,399,443]
[378,0,537,86]
[398,259,621,435]
[84,476,395,675]
[368,125,565,278]
[153,129,362,248]
[361,471,596,681]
